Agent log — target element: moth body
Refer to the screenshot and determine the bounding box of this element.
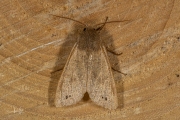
[55,24,118,110]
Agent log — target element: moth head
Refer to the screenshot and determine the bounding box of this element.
[82,27,97,32]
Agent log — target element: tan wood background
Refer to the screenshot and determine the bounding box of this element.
[0,0,180,119]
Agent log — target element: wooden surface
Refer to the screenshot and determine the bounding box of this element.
[0,0,180,119]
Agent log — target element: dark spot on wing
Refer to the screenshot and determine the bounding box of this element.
[175,74,179,77]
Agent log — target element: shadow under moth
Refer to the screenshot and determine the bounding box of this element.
[54,16,126,110]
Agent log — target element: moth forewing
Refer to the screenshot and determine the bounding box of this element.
[55,43,87,107]
[87,46,118,110]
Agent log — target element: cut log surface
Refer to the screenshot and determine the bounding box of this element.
[0,0,180,120]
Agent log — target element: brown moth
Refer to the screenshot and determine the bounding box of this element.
[54,17,124,110]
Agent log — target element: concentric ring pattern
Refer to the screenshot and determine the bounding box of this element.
[0,0,180,119]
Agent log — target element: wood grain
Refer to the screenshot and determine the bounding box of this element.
[0,0,179,119]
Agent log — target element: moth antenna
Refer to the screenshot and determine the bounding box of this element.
[95,20,129,27]
[95,17,108,31]
[51,15,87,27]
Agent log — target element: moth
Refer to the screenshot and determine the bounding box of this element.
[54,16,126,110]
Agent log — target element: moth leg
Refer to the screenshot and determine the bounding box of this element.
[51,68,64,74]
[106,47,122,55]
[105,47,126,75]
[111,66,127,76]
